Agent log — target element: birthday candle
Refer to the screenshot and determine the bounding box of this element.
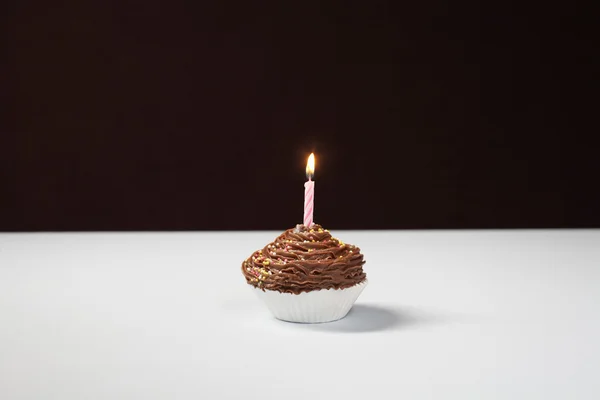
[304,153,315,227]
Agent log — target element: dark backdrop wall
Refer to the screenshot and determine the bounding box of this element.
[1,1,596,231]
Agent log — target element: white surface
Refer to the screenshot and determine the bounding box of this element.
[254,279,367,323]
[0,230,599,400]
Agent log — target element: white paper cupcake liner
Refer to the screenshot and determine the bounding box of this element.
[252,279,368,323]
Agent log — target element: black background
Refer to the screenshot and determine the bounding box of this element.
[1,1,597,231]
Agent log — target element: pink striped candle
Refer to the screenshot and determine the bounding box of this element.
[303,153,315,227]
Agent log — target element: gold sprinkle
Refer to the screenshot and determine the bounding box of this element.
[262,260,270,266]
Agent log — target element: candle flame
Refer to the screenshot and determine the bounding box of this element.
[306,153,315,179]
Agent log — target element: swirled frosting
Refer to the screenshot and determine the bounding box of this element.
[241,224,366,294]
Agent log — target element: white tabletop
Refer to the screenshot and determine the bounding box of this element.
[1,230,599,399]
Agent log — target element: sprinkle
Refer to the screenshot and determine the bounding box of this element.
[262,260,270,266]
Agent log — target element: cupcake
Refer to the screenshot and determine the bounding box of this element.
[241,223,367,323]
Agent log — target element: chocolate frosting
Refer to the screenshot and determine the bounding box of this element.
[241,224,366,294]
